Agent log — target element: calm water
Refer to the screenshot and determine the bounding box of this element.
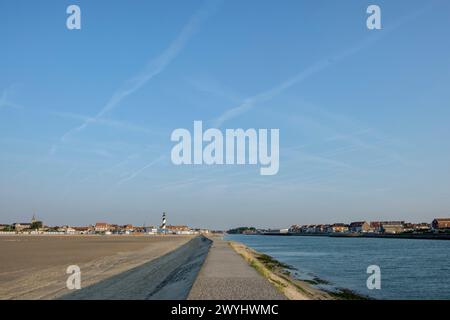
[225,234,450,300]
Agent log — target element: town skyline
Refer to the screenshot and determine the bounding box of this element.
[2,212,448,232]
[2,1,450,229]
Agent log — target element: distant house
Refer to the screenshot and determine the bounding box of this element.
[12,223,31,231]
[141,225,154,233]
[403,223,415,232]
[403,223,430,233]
[58,226,76,234]
[380,221,405,234]
[167,225,193,234]
[349,221,370,233]
[166,225,190,232]
[266,228,289,234]
[432,218,450,230]
[144,226,158,234]
[73,226,92,234]
[95,222,110,232]
[329,223,349,233]
[369,221,382,233]
[315,225,325,233]
[414,223,431,231]
[123,224,133,231]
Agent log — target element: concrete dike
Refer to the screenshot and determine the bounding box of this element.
[188,238,286,300]
[60,235,212,300]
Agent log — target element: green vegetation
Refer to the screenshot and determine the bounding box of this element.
[303,277,330,285]
[249,260,287,292]
[227,227,256,234]
[255,253,296,271]
[253,251,371,300]
[30,221,43,230]
[231,241,374,300]
[1,225,15,232]
[286,278,309,294]
[328,288,372,300]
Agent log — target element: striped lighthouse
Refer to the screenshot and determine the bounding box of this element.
[161,212,167,232]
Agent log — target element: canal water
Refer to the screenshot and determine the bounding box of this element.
[225,234,450,299]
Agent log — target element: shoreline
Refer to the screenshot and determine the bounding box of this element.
[1,234,373,300]
[259,232,450,240]
[228,240,371,300]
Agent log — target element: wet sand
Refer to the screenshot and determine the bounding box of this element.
[0,235,193,299]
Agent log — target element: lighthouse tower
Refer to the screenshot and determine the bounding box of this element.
[161,212,167,233]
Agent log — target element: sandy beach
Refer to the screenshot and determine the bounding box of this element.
[0,235,193,299]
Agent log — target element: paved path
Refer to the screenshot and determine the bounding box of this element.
[188,238,286,300]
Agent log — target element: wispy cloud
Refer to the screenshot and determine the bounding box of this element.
[55,144,115,159]
[0,86,23,110]
[282,104,413,169]
[292,152,356,170]
[56,0,222,148]
[115,155,165,187]
[211,5,433,128]
[186,75,243,104]
[81,153,140,182]
[53,111,163,136]
[316,106,413,166]
[211,47,370,127]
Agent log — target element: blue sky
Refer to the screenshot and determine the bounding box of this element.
[1,0,450,229]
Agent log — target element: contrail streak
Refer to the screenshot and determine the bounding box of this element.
[54,0,222,150]
[115,155,165,187]
[211,4,435,128]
